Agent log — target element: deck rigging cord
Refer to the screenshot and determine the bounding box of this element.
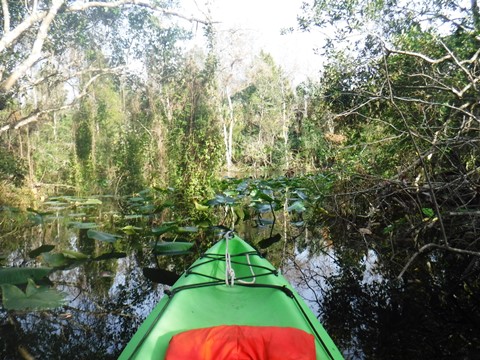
[224,230,257,286]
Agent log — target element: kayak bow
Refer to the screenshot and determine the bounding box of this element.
[119,233,343,360]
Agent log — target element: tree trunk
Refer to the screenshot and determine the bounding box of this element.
[223,87,234,174]
[473,0,480,30]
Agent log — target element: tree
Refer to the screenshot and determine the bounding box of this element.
[233,52,295,170]
[298,0,480,263]
[0,0,210,133]
[212,27,256,173]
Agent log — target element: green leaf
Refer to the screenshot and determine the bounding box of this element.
[1,279,66,310]
[93,252,127,261]
[138,204,155,214]
[177,226,198,233]
[82,198,103,205]
[40,253,69,268]
[194,200,210,211]
[252,203,272,213]
[29,245,55,258]
[124,214,145,220]
[151,224,177,236]
[152,242,194,255]
[87,229,122,243]
[287,200,306,213]
[294,189,308,200]
[61,250,89,260]
[121,225,142,235]
[206,194,236,206]
[0,267,52,285]
[383,224,394,235]
[255,191,275,203]
[422,207,435,218]
[67,213,87,218]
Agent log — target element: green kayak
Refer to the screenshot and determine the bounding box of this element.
[119,233,343,360]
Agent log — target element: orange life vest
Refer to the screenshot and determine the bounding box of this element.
[165,325,316,360]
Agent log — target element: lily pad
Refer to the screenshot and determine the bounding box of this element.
[29,245,55,258]
[121,225,143,235]
[40,253,69,268]
[93,252,127,261]
[1,279,66,310]
[257,233,282,249]
[152,241,194,256]
[87,229,122,243]
[0,267,52,285]
[68,222,98,230]
[61,250,89,260]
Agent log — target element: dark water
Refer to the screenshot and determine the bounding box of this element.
[1,189,479,359]
[0,194,338,359]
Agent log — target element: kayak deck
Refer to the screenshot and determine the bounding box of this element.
[118,234,343,359]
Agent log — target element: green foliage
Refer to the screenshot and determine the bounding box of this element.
[113,127,148,194]
[163,54,223,208]
[0,145,26,186]
[75,120,93,162]
[232,52,295,169]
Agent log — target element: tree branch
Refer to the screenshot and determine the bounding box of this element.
[1,0,64,91]
[439,39,477,86]
[0,8,48,54]
[1,0,10,34]
[0,0,213,90]
[67,0,214,25]
[0,66,124,133]
[376,35,452,65]
[398,243,480,279]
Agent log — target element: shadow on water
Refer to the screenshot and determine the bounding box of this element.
[0,178,479,359]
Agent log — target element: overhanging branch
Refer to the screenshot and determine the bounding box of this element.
[0,0,213,91]
[0,66,124,133]
[398,243,480,279]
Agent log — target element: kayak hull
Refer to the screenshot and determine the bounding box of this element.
[119,234,343,359]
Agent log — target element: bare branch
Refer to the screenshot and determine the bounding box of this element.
[375,35,452,65]
[398,243,480,279]
[461,47,480,65]
[439,39,477,86]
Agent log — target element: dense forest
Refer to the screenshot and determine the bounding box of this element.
[1,0,480,358]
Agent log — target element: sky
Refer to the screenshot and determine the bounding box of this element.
[180,0,324,85]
